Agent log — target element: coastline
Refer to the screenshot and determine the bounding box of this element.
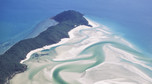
[20,18,97,64]
[10,17,152,84]
[26,19,58,39]
[9,18,97,84]
[20,17,137,63]
[20,18,138,64]
[0,10,91,84]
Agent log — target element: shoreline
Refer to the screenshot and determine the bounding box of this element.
[10,17,152,84]
[20,17,136,64]
[1,11,97,84]
[9,18,98,84]
[20,18,98,64]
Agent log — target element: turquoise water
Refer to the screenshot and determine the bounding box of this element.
[10,20,152,84]
[1,0,152,84]
[0,0,152,55]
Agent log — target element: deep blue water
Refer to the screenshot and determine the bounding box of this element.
[0,0,152,55]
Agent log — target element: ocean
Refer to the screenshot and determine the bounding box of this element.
[0,0,152,55]
[10,16,152,84]
[1,0,152,84]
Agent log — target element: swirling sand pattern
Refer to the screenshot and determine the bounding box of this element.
[10,19,152,84]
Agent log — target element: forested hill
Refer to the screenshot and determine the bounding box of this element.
[0,10,90,84]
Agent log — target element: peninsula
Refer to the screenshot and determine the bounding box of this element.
[0,10,90,84]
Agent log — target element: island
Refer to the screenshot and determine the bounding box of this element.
[0,10,91,84]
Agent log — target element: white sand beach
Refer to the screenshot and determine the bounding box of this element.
[11,18,152,84]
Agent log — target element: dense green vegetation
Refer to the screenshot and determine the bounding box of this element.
[53,10,90,26]
[0,10,90,84]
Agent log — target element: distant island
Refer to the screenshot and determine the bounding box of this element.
[0,10,91,84]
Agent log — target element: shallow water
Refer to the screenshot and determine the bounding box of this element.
[1,0,152,54]
[10,20,152,84]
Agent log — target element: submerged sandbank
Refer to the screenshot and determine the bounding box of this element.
[10,18,152,84]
